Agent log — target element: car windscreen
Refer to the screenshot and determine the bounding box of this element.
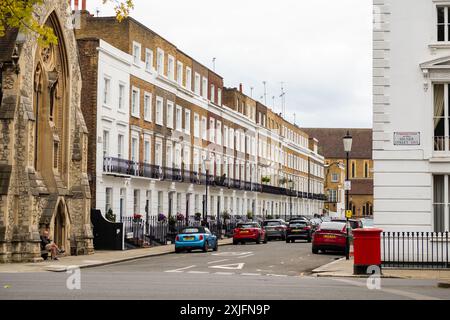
[263,221,281,226]
[181,227,205,234]
[289,222,307,227]
[320,222,346,231]
[237,224,259,229]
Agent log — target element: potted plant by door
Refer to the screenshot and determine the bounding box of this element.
[194,212,202,221]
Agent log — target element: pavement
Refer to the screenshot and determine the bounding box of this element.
[0,238,233,273]
[312,256,450,287]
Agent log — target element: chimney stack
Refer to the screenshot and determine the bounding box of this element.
[74,0,79,10]
[82,0,86,10]
[239,83,243,93]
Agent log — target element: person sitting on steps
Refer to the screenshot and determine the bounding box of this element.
[40,230,65,260]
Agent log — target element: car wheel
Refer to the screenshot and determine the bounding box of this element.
[263,236,268,244]
[307,237,312,243]
[285,238,290,243]
[312,247,319,254]
[202,242,208,252]
[175,247,181,253]
[241,241,245,245]
[256,236,261,244]
[187,249,192,253]
[233,239,238,245]
[213,242,218,252]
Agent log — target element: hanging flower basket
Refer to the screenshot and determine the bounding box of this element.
[133,213,142,222]
[194,212,202,221]
[158,213,167,222]
[176,213,185,221]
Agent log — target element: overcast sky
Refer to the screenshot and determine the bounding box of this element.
[84,0,372,128]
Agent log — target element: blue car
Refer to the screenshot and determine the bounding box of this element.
[175,226,218,253]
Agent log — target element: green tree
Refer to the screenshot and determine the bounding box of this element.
[0,0,134,46]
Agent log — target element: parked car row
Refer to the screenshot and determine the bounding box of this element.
[173,216,373,254]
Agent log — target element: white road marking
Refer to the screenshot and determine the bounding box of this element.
[256,269,273,272]
[237,254,254,259]
[211,252,253,257]
[187,271,209,274]
[207,259,230,264]
[165,265,196,273]
[241,273,262,276]
[209,263,245,270]
[267,274,288,277]
[214,272,234,276]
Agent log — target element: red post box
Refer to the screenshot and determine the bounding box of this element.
[353,228,383,275]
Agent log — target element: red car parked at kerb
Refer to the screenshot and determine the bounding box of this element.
[233,222,268,245]
[312,221,350,254]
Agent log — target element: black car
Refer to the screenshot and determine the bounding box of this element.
[286,220,313,243]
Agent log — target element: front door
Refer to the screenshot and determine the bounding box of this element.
[54,204,65,249]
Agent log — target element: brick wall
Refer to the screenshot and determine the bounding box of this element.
[77,38,99,208]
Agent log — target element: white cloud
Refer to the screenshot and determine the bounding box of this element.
[84,0,372,128]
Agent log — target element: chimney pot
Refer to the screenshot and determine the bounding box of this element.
[239,83,243,93]
[82,0,86,10]
[74,0,79,10]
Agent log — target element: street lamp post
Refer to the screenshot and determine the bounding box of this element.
[289,180,294,221]
[343,131,353,261]
[203,156,210,227]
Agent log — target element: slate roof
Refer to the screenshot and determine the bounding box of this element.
[302,128,372,159]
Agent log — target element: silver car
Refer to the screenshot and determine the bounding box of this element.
[263,219,288,240]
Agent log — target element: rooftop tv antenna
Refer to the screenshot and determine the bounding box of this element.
[250,87,254,98]
[280,82,286,117]
[212,57,216,72]
[262,81,267,105]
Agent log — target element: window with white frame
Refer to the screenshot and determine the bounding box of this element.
[209,118,215,142]
[201,116,207,140]
[168,55,175,81]
[437,6,450,42]
[157,48,164,74]
[210,84,215,103]
[155,140,162,166]
[177,61,183,86]
[434,84,450,151]
[194,113,200,138]
[133,189,140,214]
[118,83,125,110]
[144,92,152,122]
[103,130,110,157]
[186,67,192,90]
[185,109,191,134]
[194,73,201,95]
[216,121,222,145]
[224,126,228,147]
[167,101,174,129]
[217,88,222,106]
[131,136,139,162]
[105,187,112,214]
[133,42,141,65]
[432,175,450,231]
[166,143,173,167]
[229,128,235,149]
[117,134,124,159]
[176,106,182,131]
[131,87,140,118]
[103,77,110,106]
[144,138,151,164]
[145,48,153,72]
[202,77,208,99]
[236,131,241,152]
[156,96,163,125]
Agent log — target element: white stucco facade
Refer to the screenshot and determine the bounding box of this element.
[373,0,450,232]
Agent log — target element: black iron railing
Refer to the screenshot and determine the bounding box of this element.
[104,157,325,199]
[381,231,449,269]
